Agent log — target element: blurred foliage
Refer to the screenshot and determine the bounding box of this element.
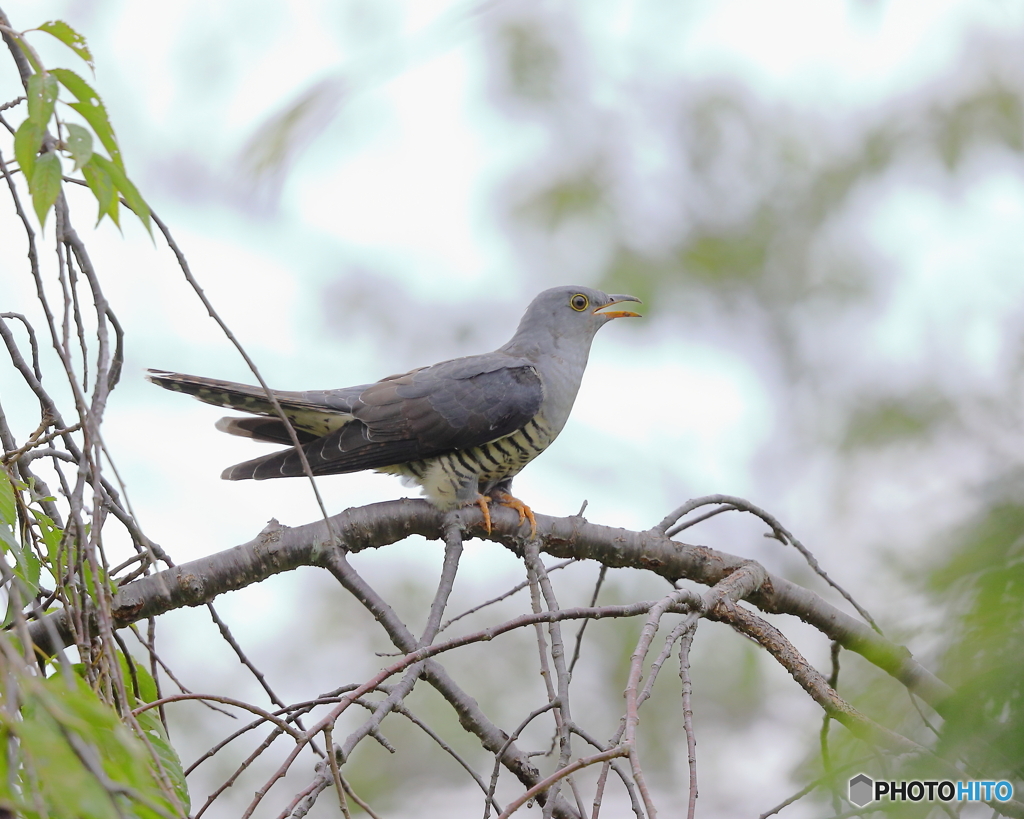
[930,499,1024,779]
[799,494,1024,815]
[499,20,560,102]
[841,389,955,450]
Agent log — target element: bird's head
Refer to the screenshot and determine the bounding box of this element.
[504,285,642,357]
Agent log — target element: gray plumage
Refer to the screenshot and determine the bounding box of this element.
[147,285,640,513]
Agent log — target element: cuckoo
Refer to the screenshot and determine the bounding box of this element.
[148,285,641,534]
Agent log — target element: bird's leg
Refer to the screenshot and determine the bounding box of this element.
[488,489,537,539]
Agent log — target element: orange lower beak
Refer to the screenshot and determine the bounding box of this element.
[593,294,642,319]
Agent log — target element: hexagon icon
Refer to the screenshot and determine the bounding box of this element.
[849,773,874,806]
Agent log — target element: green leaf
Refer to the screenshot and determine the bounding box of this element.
[64,122,93,170]
[27,72,58,127]
[35,20,94,70]
[30,152,62,228]
[30,510,63,564]
[14,119,44,182]
[16,545,41,592]
[3,545,41,628]
[49,70,149,233]
[21,673,182,819]
[92,154,149,234]
[143,715,191,814]
[116,653,191,812]
[5,32,43,75]
[81,155,118,226]
[50,68,122,169]
[0,472,17,539]
[116,652,157,705]
[17,686,119,819]
[112,168,150,234]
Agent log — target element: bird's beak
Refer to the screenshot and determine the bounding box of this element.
[593,294,642,320]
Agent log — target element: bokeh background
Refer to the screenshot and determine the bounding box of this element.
[3,1,1024,816]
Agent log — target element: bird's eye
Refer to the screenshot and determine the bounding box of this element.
[570,294,589,312]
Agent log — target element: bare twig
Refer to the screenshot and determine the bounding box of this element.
[496,746,630,819]
[568,564,606,676]
[322,726,351,819]
[484,701,559,819]
[523,540,574,818]
[658,494,881,633]
[440,558,577,633]
[679,626,698,819]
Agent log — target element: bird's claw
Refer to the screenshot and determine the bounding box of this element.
[465,492,536,538]
[489,491,537,539]
[474,495,493,535]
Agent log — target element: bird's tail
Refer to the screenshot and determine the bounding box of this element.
[147,369,359,475]
[144,372,325,421]
[146,370,293,416]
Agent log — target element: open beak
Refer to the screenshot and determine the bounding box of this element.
[593,294,642,320]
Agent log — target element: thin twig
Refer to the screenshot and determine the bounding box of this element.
[496,746,630,819]
[323,726,351,819]
[679,626,698,819]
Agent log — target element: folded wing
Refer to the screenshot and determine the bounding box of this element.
[148,356,543,480]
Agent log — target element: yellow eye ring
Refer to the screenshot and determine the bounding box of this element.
[570,294,589,311]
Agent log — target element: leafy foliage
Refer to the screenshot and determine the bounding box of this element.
[0,654,188,819]
[0,472,188,818]
[6,21,149,230]
[2,13,180,816]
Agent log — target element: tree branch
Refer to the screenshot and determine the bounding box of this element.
[26,498,952,714]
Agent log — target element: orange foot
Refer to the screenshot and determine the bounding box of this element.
[489,490,537,539]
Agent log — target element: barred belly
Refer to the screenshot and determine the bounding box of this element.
[382,417,555,508]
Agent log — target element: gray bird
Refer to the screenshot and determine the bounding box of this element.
[147,285,641,534]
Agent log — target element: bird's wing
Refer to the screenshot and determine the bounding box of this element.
[220,355,543,480]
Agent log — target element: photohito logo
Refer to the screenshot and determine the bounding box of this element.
[849,774,1014,807]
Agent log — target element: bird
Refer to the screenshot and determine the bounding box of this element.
[147,285,641,535]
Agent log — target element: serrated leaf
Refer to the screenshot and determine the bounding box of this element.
[5,32,43,75]
[92,153,149,234]
[81,155,118,227]
[114,654,191,813]
[65,122,93,170]
[35,20,94,69]
[50,68,122,169]
[30,152,62,228]
[27,72,58,127]
[0,472,17,532]
[116,653,155,705]
[30,510,63,562]
[17,686,119,819]
[14,119,44,182]
[1,475,41,626]
[142,715,191,813]
[0,475,21,567]
[18,545,41,591]
[23,674,181,819]
[112,167,151,234]
[4,543,42,625]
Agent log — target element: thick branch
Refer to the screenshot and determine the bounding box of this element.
[26,498,951,712]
